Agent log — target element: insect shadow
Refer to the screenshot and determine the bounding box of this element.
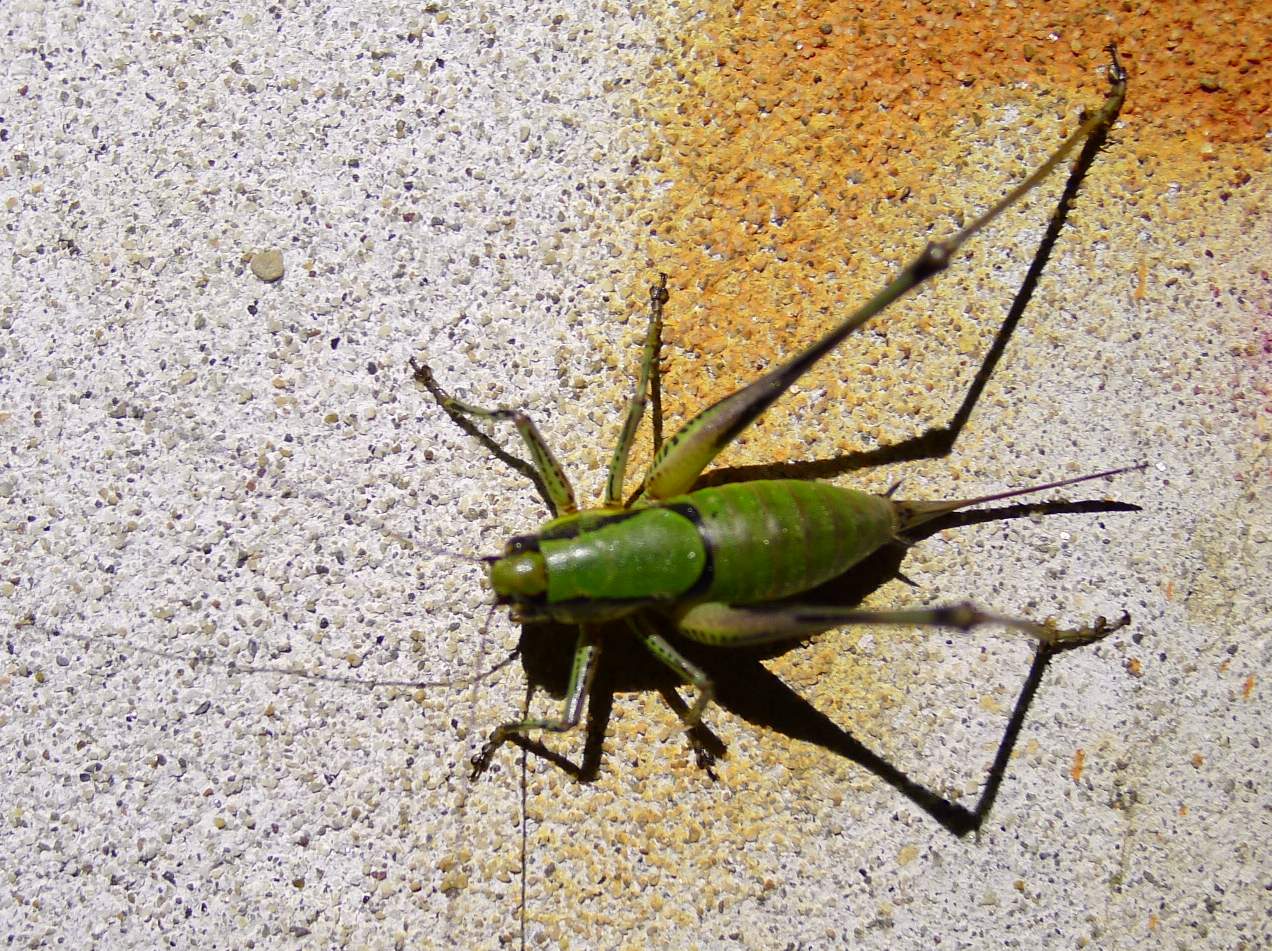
[505,493,1139,838]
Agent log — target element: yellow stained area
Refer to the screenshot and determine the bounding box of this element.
[620,1,1265,463]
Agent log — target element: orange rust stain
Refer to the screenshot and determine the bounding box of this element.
[1070,747,1086,783]
[1242,673,1256,699]
[1134,259,1149,302]
[636,2,1268,446]
[1190,752,1204,768]
[1125,656,1143,678]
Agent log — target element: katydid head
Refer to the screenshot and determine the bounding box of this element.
[488,552,547,601]
[487,536,547,604]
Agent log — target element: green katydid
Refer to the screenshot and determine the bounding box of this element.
[413,48,1133,781]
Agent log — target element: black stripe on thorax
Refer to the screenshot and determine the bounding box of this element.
[662,501,714,602]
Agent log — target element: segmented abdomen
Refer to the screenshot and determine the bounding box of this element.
[673,480,897,604]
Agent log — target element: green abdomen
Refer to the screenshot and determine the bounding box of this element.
[673,480,897,604]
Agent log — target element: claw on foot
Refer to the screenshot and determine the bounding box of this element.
[470,728,503,779]
[1037,610,1131,648]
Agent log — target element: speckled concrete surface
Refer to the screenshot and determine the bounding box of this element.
[2,2,1268,949]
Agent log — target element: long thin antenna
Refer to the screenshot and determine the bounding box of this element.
[362,521,487,565]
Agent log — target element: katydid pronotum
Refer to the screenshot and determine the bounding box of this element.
[415,47,1134,783]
